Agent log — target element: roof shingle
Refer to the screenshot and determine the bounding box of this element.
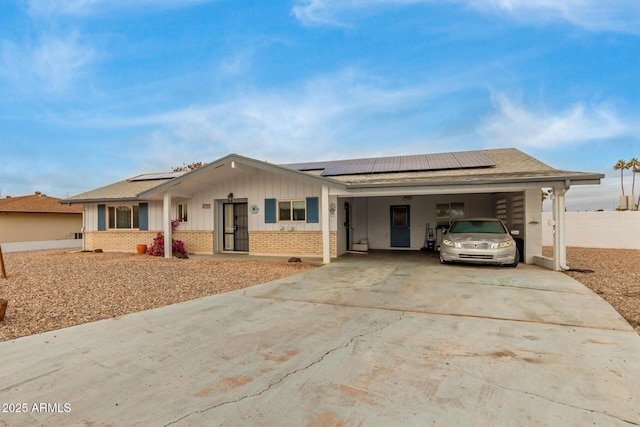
[0,193,83,213]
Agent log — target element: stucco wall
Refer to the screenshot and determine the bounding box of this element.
[542,211,640,249]
[0,212,82,243]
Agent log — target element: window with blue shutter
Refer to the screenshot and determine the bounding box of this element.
[265,199,276,223]
[306,197,319,223]
[139,203,149,230]
[97,204,106,231]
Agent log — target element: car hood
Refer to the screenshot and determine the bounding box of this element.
[447,233,511,243]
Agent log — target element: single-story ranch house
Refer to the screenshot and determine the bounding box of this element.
[62,148,603,270]
[1,192,83,243]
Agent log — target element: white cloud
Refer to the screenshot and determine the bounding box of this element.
[292,0,640,34]
[466,0,640,33]
[0,31,94,96]
[70,68,458,168]
[292,0,426,27]
[27,0,215,17]
[478,93,633,148]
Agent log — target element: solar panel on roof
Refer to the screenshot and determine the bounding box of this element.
[128,171,186,181]
[400,154,430,171]
[283,161,331,171]
[286,150,495,177]
[371,156,402,173]
[322,158,377,176]
[425,153,460,170]
[452,151,495,168]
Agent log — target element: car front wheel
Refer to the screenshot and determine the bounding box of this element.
[506,249,519,268]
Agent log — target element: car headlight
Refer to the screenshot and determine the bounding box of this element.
[498,240,512,248]
[442,239,455,247]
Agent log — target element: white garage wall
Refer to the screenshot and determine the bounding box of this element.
[351,194,495,251]
[542,211,640,249]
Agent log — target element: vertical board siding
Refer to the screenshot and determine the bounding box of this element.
[84,169,325,234]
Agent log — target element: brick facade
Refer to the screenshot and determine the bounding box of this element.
[84,230,335,257]
[85,230,213,254]
[85,230,159,253]
[249,231,337,257]
[173,231,213,254]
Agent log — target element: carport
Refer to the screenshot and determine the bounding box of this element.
[313,149,603,270]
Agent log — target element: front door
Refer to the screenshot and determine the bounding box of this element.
[390,205,410,247]
[223,203,248,252]
[344,202,351,251]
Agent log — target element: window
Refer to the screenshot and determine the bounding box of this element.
[449,220,507,234]
[177,203,188,222]
[108,205,139,229]
[436,202,465,227]
[277,200,306,222]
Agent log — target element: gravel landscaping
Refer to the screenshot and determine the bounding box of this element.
[1,247,639,342]
[0,250,317,342]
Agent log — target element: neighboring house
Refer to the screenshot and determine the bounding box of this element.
[0,192,83,243]
[61,148,602,270]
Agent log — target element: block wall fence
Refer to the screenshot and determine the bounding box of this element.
[541,211,640,249]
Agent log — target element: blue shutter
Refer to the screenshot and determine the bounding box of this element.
[97,204,106,231]
[306,197,319,223]
[265,199,276,223]
[139,203,149,231]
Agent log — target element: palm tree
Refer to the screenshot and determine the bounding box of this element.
[628,158,640,209]
[614,159,629,196]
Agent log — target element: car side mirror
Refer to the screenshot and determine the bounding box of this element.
[510,230,520,236]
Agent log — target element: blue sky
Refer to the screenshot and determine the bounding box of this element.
[1,0,640,211]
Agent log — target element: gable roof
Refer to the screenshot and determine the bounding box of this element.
[61,148,603,204]
[138,153,346,200]
[0,192,83,214]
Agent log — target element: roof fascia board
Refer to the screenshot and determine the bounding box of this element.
[61,198,142,205]
[335,177,602,197]
[0,209,81,214]
[340,174,603,191]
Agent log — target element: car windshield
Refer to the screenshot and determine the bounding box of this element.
[449,220,507,234]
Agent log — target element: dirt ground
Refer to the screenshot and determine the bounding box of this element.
[1,247,639,342]
[543,246,640,335]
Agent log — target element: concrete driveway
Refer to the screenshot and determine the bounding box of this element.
[1,251,639,426]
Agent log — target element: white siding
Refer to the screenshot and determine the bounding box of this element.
[80,170,327,233]
[178,170,325,233]
[350,194,495,251]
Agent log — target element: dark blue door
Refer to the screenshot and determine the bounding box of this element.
[390,205,410,247]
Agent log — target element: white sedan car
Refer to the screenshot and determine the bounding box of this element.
[440,218,519,267]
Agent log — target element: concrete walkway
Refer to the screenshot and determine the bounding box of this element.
[1,252,639,426]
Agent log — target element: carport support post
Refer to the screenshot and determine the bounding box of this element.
[163,192,172,259]
[322,185,330,264]
[552,184,568,271]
